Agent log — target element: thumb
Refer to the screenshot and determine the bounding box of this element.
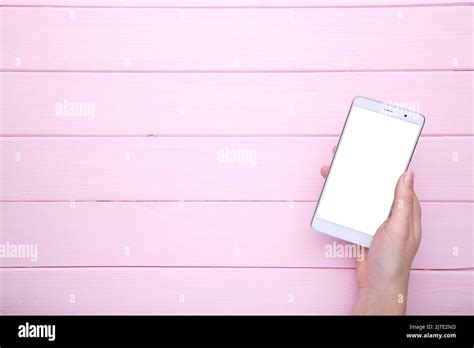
[389,172,415,224]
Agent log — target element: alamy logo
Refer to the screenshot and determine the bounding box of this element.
[0,242,38,262]
[55,99,96,119]
[18,322,56,341]
[217,147,258,167]
[386,99,421,113]
[324,241,365,261]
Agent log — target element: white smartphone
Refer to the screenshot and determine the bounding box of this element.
[311,96,425,247]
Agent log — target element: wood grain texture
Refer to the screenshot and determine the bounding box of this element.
[0,202,472,269]
[1,72,472,136]
[1,6,472,71]
[1,0,472,7]
[1,137,472,201]
[0,0,473,316]
[0,268,471,314]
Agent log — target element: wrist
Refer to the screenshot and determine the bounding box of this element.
[353,285,408,315]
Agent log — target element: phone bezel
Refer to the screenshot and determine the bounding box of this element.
[310,96,425,247]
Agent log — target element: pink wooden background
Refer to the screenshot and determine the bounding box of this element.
[0,0,473,314]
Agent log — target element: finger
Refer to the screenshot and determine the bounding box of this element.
[320,165,330,178]
[413,193,422,246]
[319,146,337,178]
[389,172,415,226]
[413,192,421,224]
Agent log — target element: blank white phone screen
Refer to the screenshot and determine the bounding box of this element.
[315,106,422,236]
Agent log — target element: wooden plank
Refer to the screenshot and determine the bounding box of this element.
[1,72,472,136]
[1,0,472,7]
[0,137,472,201]
[0,268,471,314]
[0,202,471,269]
[1,6,472,71]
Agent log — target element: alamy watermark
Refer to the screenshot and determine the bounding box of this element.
[324,241,365,261]
[386,99,421,114]
[55,99,96,120]
[0,242,38,262]
[217,147,258,168]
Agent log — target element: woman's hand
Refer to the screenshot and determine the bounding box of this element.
[320,146,422,314]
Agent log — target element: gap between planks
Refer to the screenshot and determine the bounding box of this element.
[0,2,473,9]
[0,135,472,138]
[1,68,473,73]
[1,200,473,203]
[1,265,473,271]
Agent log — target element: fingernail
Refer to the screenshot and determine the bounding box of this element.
[404,172,414,188]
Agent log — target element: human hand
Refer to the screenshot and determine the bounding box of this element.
[320,146,422,315]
